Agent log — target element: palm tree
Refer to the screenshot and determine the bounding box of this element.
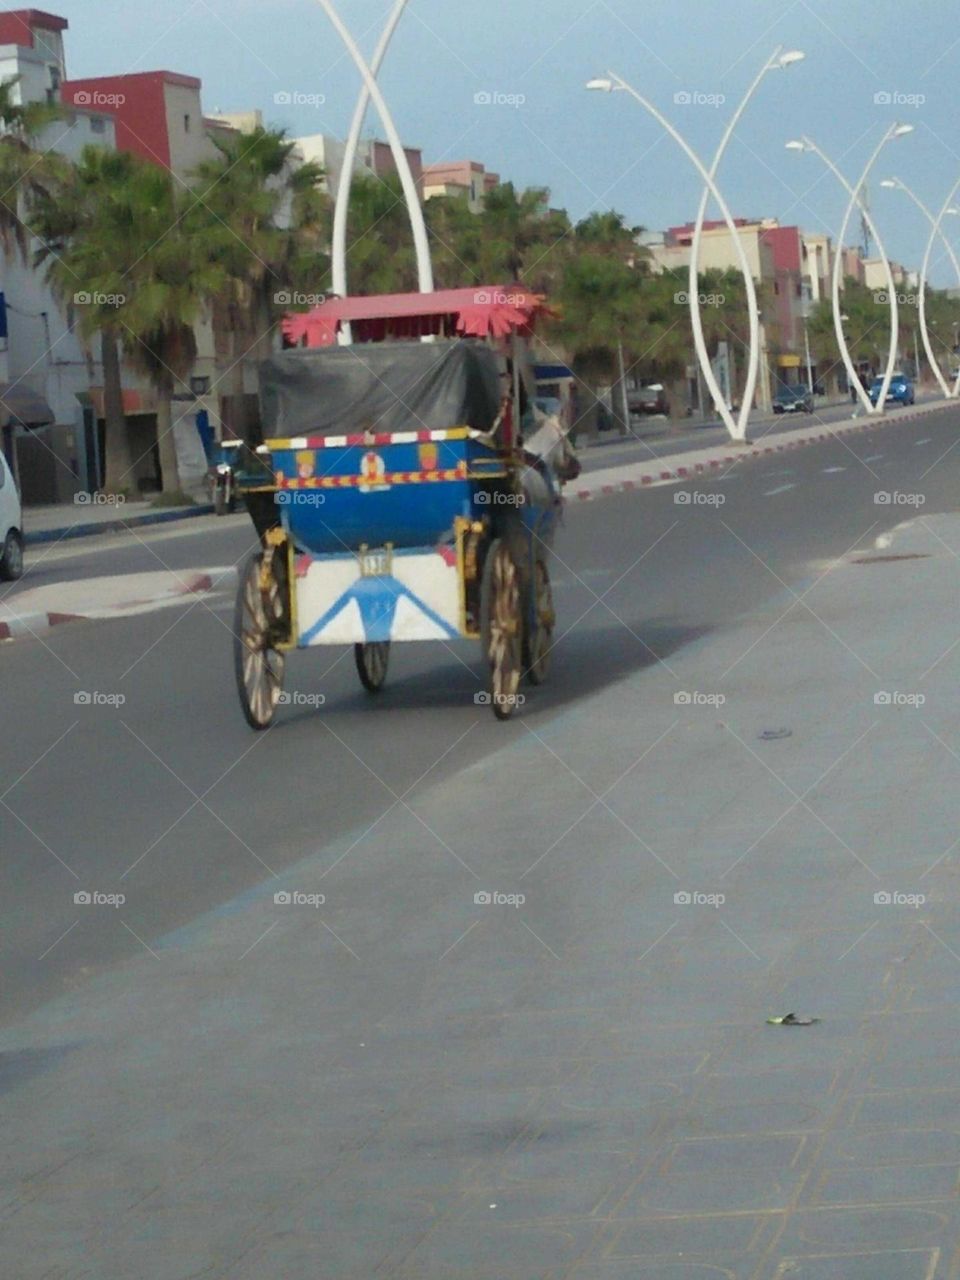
[470,183,569,290]
[340,170,417,295]
[188,126,328,439]
[117,160,226,495]
[32,147,141,491]
[0,75,65,259]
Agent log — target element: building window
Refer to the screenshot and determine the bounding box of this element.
[90,116,106,134]
[184,114,191,133]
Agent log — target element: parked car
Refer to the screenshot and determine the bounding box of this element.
[869,373,915,407]
[629,384,669,418]
[0,450,23,580]
[773,384,814,414]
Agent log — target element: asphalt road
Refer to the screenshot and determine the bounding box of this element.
[1,402,957,1026]
[580,392,937,473]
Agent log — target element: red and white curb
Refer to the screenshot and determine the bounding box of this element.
[0,568,238,643]
[572,402,955,502]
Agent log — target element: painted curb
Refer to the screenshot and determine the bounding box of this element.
[0,568,237,644]
[571,402,955,502]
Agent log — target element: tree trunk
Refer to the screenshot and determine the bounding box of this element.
[101,330,132,494]
[155,371,182,495]
[229,339,248,443]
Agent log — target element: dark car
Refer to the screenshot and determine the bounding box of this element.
[629,384,669,418]
[773,384,814,414]
[869,373,915,407]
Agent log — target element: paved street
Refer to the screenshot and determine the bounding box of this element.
[2,407,960,1276]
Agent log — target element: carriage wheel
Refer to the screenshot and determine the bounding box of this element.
[234,551,286,730]
[355,642,390,693]
[524,558,555,686]
[480,538,523,720]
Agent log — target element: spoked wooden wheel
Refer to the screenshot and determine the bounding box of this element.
[524,558,555,686]
[234,551,286,730]
[480,538,523,721]
[355,642,390,693]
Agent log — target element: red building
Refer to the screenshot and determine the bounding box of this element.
[59,69,212,178]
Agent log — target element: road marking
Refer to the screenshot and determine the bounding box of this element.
[822,466,847,473]
[764,483,797,496]
[915,438,932,445]
[862,454,884,462]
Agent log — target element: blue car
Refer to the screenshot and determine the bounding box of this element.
[869,373,915,406]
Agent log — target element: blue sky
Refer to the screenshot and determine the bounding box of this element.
[52,0,960,284]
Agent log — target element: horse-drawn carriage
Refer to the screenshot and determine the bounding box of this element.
[234,287,576,728]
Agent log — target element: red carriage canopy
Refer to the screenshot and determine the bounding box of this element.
[282,286,553,348]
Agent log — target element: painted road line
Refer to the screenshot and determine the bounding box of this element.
[822,466,847,473]
[862,454,884,463]
[915,438,932,445]
[763,484,797,497]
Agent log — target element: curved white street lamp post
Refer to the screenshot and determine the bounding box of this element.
[690,47,804,440]
[786,127,912,415]
[881,178,960,398]
[316,0,434,302]
[587,72,761,443]
[917,176,960,399]
[331,0,410,344]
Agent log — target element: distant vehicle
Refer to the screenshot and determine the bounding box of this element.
[869,373,915,406]
[0,450,23,581]
[773,384,814,414]
[629,384,669,418]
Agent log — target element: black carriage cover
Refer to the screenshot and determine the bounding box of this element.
[259,339,502,438]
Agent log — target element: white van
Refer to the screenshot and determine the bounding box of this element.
[0,451,23,580]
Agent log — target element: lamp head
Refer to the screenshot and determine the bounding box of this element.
[785,140,807,152]
[947,207,960,216]
[879,179,897,189]
[892,123,914,138]
[778,50,805,67]
[586,77,615,93]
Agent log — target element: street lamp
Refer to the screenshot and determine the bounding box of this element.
[688,47,804,438]
[587,72,761,443]
[331,0,410,344]
[317,0,433,303]
[880,178,960,397]
[918,176,960,398]
[786,128,913,415]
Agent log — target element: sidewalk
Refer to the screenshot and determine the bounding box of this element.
[21,496,214,545]
[2,513,959,1278]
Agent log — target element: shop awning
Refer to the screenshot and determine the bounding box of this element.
[0,382,54,427]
